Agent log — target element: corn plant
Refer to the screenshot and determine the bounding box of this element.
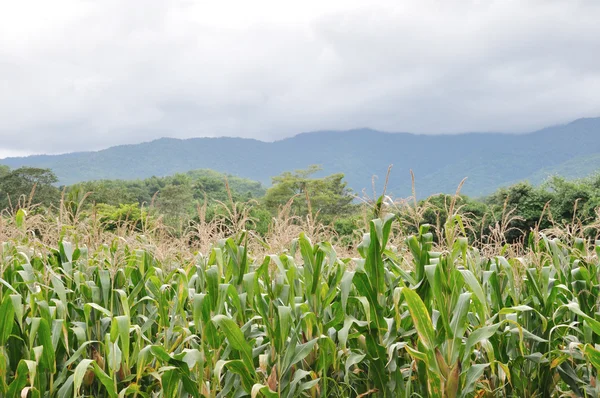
[1,209,600,397]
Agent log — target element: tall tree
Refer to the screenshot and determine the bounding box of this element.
[0,167,60,209]
[263,166,354,222]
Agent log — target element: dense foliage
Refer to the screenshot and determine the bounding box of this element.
[0,167,60,210]
[262,166,355,223]
[1,165,600,247]
[2,207,600,397]
[68,169,265,207]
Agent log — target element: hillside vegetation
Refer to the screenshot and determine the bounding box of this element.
[2,117,600,197]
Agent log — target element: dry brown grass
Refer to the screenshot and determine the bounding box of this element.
[2,174,599,273]
[0,184,344,266]
[543,200,600,242]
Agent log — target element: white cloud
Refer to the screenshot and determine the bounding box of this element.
[1,0,599,155]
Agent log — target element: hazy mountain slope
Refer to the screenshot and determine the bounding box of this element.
[2,117,600,197]
[528,153,600,184]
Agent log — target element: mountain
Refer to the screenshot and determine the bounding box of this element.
[2,117,600,198]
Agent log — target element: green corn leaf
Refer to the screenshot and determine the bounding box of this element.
[450,292,472,340]
[425,263,451,339]
[0,294,14,346]
[216,359,256,393]
[212,315,256,376]
[277,306,292,353]
[459,363,488,398]
[7,360,31,398]
[583,345,600,372]
[73,359,94,398]
[402,287,436,351]
[463,323,501,363]
[287,338,318,370]
[112,315,131,364]
[564,302,600,336]
[37,318,56,373]
[92,362,118,398]
[160,369,181,398]
[251,384,279,398]
[459,269,487,322]
[364,221,385,295]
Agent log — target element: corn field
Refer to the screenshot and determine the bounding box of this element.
[2,210,600,397]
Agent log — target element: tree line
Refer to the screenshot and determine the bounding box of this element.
[1,164,599,244]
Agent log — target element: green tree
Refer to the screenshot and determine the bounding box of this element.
[485,182,553,242]
[70,180,142,207]
[544,175,600,224]
[0,167,60,210]
[263,166,354,222]
[97,203,148,231]
[156,180,194,230]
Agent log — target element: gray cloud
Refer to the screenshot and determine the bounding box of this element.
[1,0,599,156]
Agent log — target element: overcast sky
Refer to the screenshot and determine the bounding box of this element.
[1,0,599,157]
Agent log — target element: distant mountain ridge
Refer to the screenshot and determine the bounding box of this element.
[2,117,600,198]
